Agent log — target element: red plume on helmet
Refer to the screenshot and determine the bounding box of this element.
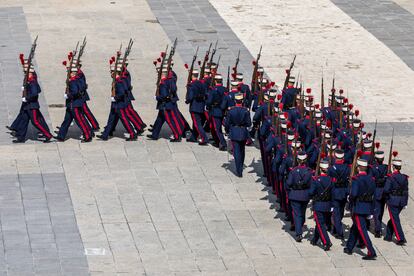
[110,59,115,65]
[279,103,284,110]
[69,51,73,57]
[343,98,348,104]
[355,109,360,117]
[306,88,311,94]
[285,69,290,74]
[19,53,24,65]
[232,67,236,71]
[339,89,344,94]
[357,150,363,157]
[198,61,201,66]
[326,120,332,128]
[152,61,157,66]
[204,55,209,61]
[68,54,72,61]
[284,112,289,118]
[331,88,336,93]
[277,94,282,101]
[270,81,275,87]
[321,153,326,159]
[361,122,365,128]
[111,56,116,62]
[375,142,380,149]
[367,133,372,138]
[160,52,165,57]
[349,104,354,110]
[252,60,256,66]
[184,63,189,69]
[392,151,398,157]
[315,104,320,109]
[287,121,292,129]
[338,141,343,148]
[62,61,67,66]
[231,73,236,79]
[157,57,161,63]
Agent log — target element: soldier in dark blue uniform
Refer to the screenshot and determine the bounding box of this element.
[281,75,299,110]
[383,158,408,245]
[146,68,183,142]
[98,64,136,141]
[344,158,377,260]
[56,66,93,142]
[186,69,208,145]
[74,60,100,131]
[328,149,350,239]
[371,150,388,238]
[206,74,227,151]
[235,73,251,109]
[13,64,53,143]
[310,159,333,250]
[224,93,252,177]
[286,151,313,242]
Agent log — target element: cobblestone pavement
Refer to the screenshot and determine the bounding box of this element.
[0,0,414,275]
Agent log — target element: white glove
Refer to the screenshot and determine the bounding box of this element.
[404,206,408,209]
[64,94,68,99]
[21,86,25,92]
[330,207,334,212]
[367,215,373,220]
[111,97,116,102]
[22,97,27,102]
[153,96,157,100]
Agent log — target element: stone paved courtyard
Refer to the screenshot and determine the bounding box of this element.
[1,0,414,275]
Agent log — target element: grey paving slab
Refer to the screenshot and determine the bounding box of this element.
[331,0,414,70]
[0,7,51,145]
[0,173,88,275]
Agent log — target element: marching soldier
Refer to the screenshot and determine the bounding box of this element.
[328,149,350,239]
[186,69,208,145]
[344,158,377,260]
[371,147,388,238]
[281,75,298,110]
[12,62,53,143]
[206,74,227,150]
[98,64,136,141]
[286,151,313,242]
[76,61,100,131]
[235,73,252,108]
[383,157,408,245]
[56,65,93,142]
[310,159,333,250]
[147,68,183,142]
[224,93,252,177]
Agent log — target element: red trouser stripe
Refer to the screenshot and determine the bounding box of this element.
[125,107,142,131]
[74,108,90,140]
[83,104,98,129]
[32,109,51,138]
[388,208,401,241]
[128,104,143,125]
[120,109,134,138]
[355,215,372,256]
[191,113,204,142]
[314,212,327,245]
[170,110,183,136]
[164,110,179,139]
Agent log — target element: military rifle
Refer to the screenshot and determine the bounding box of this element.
[75,36,87,69]
[369,120,378,163]
[209,39,218,66]
[250,45,262,102]
[330,72,336,108]
[315,129,326,176]
[282,55,296,91]
[121,38,133,74]
[349,130,363,185]
[387,128,394,174]
[226,66,230,92]
[186,46,199,85]
[155,44,169,97]
[233,49,240,76]
[65,41,80,96]
[199,43,212,79]
[111,43,123,97]
[21,35,38,98]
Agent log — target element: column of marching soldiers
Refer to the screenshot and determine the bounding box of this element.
[7,37,409,259]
